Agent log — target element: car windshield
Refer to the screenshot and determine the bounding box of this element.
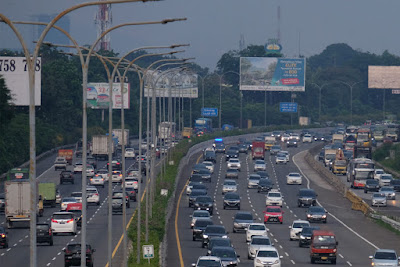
[191,190,207,197]
[193,211,210,218]
[257,250,278,258]
[252,237,271,245]
[197,259,221,266]
[293,222,309,228]
[313,235,336,245]
[235,213,252,220]
[212,249,236,259]
[196,197,212,203]
[373,193,385,198]
[381,175,393,180]
[277,153,285,157]
[272,146,280,150]
[53,213,73,220]
[63,198,77,203]
[380,188,393,192]
[229,159,239,163]
[224,181,236,186]
[367,180,379,185]
[205,227,225,234]
[255,160,264,164]
[300,190,315,197]
[210,239,230,247]
[249,175,261,180]
[375,252,397,260]
[196,220,213,227]
[36,224,50,230]
[268,193,281,198]
[67,244,91,252]
[301,227,319,235]
[266,207,281,213]
[289,173,300,177]
[309,207,325,213]
[225,194,239,200]
[249,224,265,230]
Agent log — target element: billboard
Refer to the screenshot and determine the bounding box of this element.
[240,57,305,91]
[87,82,130,109]
[0,56,41,106]
[144,71,198,98]
[368,66,400,89]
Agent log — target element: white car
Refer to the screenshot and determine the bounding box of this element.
[95,169,109,181]
[70,192,82,203]
[222,180,238,195]
[302,134,313,143]
[371,193,387,207]
[286,172,302,185]
[254,160,266,171]
[192,256,222,267]
[73,162,83,173]
[227,158,241,171]
[248,174,262,189]
[112,170,123,183]
[202,161,215,173]
[379,174,393,187]
[254,247,282,267]
[246,223,269,242]
[275,153,288,164]
[374,169,385,180]
[124,148,135,158]
[90,175,105,187]
[51,212,77,235]
[190,210,211,228]
[281,134,290,142]
[247,235,274,260]
[86,165,95,177]
[125,177,138,191]
[265,190,283,207]
[86,187,100,205]
[280,151,290,162]
[61,197,78,211]
[289,220,310,240]
[290,133,300,141]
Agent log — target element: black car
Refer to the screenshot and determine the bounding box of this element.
[257,171,269,179]
[233,211,254,233]
[63,243,95,267]
[125,187,137,201]
[225,150,238,161]
[0,226,8,248]
[193,218,214,241]
[215,143,226,153]
[364,179,380,193]
[198,169,212,183]
[189,189,208,207]
[108,160,122,171]
[193,196,214,215]
[306,206,327,223]
[112,197,124,214]
[211,247,239,267]
[297,188,318,207]
[318,151,325,161]
[225,169,239,179]
[390,179,400,192]
[207,237,232,255]
[204,151,217,163]
[112,191,130,208]
[223,192,241,210]
[238,144,248,153]
[60,170,74,184]
[0,197,4,213]
[36,223,53,246]
[228,146,240,154]
[257,178,274,193]
[201,225,229,248]
[193,163,208,174]
[190,174,204,183]
[298,226,320,247]
[287,139,298,148]
[86,156,97,169]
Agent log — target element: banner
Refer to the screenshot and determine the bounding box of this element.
[240,57,305,91]
[87,82,130,109]
[144,71,198,98]
[368,66,400,89]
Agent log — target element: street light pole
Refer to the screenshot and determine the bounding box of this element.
[218,71,240,129]
[338,81,363,125]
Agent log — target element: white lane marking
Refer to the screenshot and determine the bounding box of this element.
[25,235,28,238]
[293,152,380,250]
[1,253,4,256]
[13,243,17,247]
[347,261,353,266]
[19,239,22,242]
[339,254,344,258]
[291,259,295,264]
[285,252,289,257]
[52,257,56,261]
[279,245,282,249]
[274,238,278,243]
[47,263,51,266]
[6,248,11,252]
[58,252,61,256]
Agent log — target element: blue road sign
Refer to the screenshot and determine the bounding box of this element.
[280,102,298,113]
[201,108,218,117]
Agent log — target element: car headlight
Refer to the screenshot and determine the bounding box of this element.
[256,259,262,263]
[322,215,327,218]
[300,235,306,239]
[222,235,228,238]
[307,214,311,218]
[234,222,239,227]
[202,234,208,238]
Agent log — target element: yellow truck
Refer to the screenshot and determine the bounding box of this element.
[264,136,276,150]
[332,149,347,175]
[182,127,193,139]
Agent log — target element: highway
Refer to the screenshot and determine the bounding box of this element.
[0,149,153,267]
[168,136,400,266]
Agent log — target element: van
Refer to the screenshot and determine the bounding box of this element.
[310,230,338,264]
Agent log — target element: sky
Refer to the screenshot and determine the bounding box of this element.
[2,0,400,70]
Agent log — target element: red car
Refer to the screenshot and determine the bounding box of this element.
[263,205,283,224]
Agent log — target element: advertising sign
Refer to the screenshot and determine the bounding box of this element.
[201,108,218,117]
[280,102,298,112]
[144,71,198,98]
[240,57,305,91]
[392,89,400,94]
[87,82,130,109]
[368,66,400,89]
[0,56,41,106]
[265,39,282,53]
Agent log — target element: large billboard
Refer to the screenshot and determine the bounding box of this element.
[144,71,198,98]
[240,57,305,91]
[0,56,41,106]
[87,82,130,109]
[368,66,400,89]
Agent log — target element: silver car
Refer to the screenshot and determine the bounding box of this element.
[254,160,266,171]
[248,174,261,189]
[379,186,396,200]
[372,193,387,207]
[222,180,238,195]
[369,249,400,267]
[247,236,273,259]
[190,210,211,228]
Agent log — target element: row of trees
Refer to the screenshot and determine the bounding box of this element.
[1,43,400,173]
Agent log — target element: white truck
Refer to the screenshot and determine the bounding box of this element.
[92,135,114,160]
[158,122,176,141]
[5,181,34,228]
[112,129,130,146]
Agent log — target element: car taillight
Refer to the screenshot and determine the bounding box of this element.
[94,194,98,196]
[1,234,5,238]
[130,191,134,194]
[51,219,58,223]
[67,219,74,223]
[48,228,52,234]
[90,179,93,181]
[117,163,120,165]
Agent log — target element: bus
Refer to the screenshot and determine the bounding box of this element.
[6,168,29,181]
[194,118,212,134]
[346,158,375,188]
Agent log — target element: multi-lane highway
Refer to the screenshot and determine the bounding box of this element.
[0,149,152,267]
[168,136,400,266]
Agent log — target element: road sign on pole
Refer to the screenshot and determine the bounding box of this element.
[201,107,218,117]
[143,244,154,260]
[280,102,298,112]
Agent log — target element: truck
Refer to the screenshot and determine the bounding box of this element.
[354,145,372,159]
[54,157,67,171]
[6,168,29,180]
[372,126,385,142]
[332,133,344,144]
[92,135,114,160]
[58,149,73,165]
[310,230,338,264]
[158,122,176,141]
[332,149,347,175]
[182,127,193,139]
[38,183,57,208]
[194,118,212,134]
[252,141,265,160]
[356,128,372,147]
[5,180,35,228]
[385,124,399,141]
[324,149,337,168]
[112,129,130,146]
[264,136,276,151]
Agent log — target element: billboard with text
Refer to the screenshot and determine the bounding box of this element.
[144,71,198,98]
[240,57,305,91]
[87,82,130,109]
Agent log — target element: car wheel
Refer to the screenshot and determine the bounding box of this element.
[248,254,252,260]
[238,205,240,210]
[192,236,196,241]
[223,206,226,210]
[4,242,8,248]
[331,259,336,265]
[60,180,63,185]
[323,220,327,224]
[97,202,100,206]
[233,228,236,233]
[65,263,70,267]
[311,257,315,264]
[50,239,53,246]
[299,242,303,247]
[280,221,283,224]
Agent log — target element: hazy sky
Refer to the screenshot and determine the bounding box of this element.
[2,0,400,70]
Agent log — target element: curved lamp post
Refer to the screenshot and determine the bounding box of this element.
[337,81,363,125]
[218,71,240,129]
